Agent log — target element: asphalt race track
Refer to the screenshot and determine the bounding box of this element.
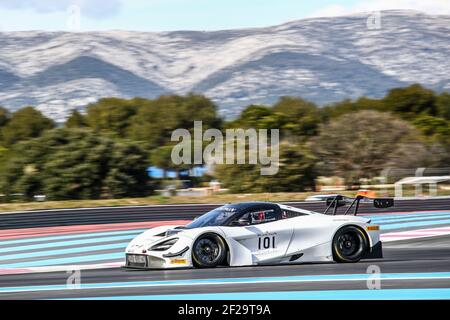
[1,236,450,299]
[2,198,450,229]
[0,199,450,300]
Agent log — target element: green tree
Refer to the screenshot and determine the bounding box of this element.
[174,93,222,129]
[127,96,180,150]
[412,114,450,166]
[228,105,279,130]
[322,97,385,121]
[1,107,54,146]
[215,142,317,193]
[228,99,320,141]
[383,84,437,119]
[0,107,10,127]
[0,146,12,199]
[1,129,150,200]
[412,115,450,139]
[272,97,321,137]
[0,107,11,144]
[436,92,450,120]
[85,97,144,138]
[150,145,178,179]
[66,109,87,128]
[104,143,150,198]
[37,130,114,200]
[128,94,222,153]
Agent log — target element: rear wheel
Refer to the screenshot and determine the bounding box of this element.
[192,233,226,268]
[332,226,368,263]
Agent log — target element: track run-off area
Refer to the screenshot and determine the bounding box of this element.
[0,199,450,300]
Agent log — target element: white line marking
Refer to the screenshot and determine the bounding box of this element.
[0,262,122,275]
[381,226,450,242]
[2,274,450,294]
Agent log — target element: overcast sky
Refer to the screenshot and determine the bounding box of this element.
[0,0,448,31]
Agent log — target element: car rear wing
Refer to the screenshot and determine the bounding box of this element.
[324,195,394,216]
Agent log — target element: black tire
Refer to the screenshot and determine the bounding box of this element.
[192,233,227,268]
[332,226,368,263]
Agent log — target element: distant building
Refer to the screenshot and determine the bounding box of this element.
[147,166,207,179]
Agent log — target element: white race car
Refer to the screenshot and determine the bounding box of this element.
[125,196,391,269]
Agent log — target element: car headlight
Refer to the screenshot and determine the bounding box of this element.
[150,238,178,251]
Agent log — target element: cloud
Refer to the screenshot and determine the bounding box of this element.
[0,0,122,18]
[309,0,450,18]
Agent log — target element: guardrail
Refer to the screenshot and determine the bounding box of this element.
[0,198,449,230]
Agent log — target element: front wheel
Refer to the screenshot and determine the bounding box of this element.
[332,226,368,263]
[192,233,227,268]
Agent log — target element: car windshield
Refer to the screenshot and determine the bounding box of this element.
[185,205,239,229]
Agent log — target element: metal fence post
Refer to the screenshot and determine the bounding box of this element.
[415,167,425,197]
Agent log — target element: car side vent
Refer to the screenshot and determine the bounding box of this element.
[166,229,182,236]
[289,253,304,262]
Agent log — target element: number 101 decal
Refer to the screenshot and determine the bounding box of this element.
[258,236,276,250]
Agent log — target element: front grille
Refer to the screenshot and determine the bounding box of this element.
[126,254,148,268]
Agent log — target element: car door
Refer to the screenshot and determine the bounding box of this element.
[220,204,294,264]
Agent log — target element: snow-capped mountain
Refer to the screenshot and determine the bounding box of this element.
[0,10,449,122]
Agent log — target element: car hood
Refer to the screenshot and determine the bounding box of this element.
[126,225,183,252]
